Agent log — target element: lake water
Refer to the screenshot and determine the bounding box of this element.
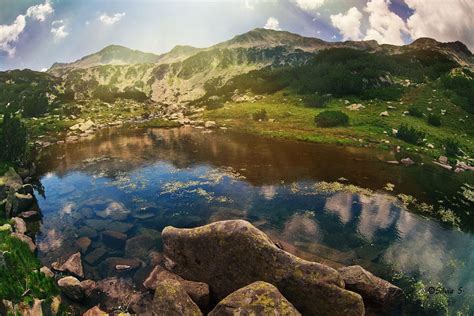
[33,127,474,313]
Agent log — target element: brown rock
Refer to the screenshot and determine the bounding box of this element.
[338,265,404,309]
[96,277,153,314]
[84,247,107,265]
[83,306,107,316]
[40,266,54,278]
[80,279,100,300]
[11,217,27,234]
[53,252,84,278]
[102,257,141,272]
[102,230,127,249]
[209,281,301,315]
[75,237,92,253]
[125,234,156,260]
[152,279,202,316]
[162,220,364,316]
[11,233,36,252]
[58,276,84,301]
[19,210,40,221]
[144,265,209,310]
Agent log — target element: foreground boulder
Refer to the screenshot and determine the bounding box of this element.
[58,276,84,301]
[209,281,301,315]
[144,265,209,310]
[162,220,364,316]
[338,265,404,311]
[152,279,203,316]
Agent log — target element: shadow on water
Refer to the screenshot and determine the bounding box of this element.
[34,127,474,313]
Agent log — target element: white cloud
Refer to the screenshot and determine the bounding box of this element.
[292,0,325,11]
[330,7,363,41]
[0,15,26,57]
[0,1,53,57]
[51,20,68,42]
[405,0,474,50]
[26,1,54,22]
[99,12,126,25]
[364,0,408,45]
[264,17,281,31]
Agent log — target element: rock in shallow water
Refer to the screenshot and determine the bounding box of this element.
[338,265,404,310]
[209,281,301,316]
[54,252,84,278]
[162,219,364,316]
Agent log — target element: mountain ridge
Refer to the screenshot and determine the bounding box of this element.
[48,28,473,73]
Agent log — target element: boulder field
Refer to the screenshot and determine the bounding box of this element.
[49,220,403,315]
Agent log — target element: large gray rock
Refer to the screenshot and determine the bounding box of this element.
[338,265,404,309]
[162,220,364,316]
[144,265,209,310]
[11,193,34,216]
[209,281,301,316]
[152,279,203,316]
[101,230,127,249]
[58,276,84,301]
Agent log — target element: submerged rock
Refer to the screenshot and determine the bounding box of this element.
[338,265,404,310]
[162,220,364,316]
[95,277,152,314]
[84,247,107,265]
[125,234,157,260]
[101,230,127,249]
[75,236,92,253]
[152,279,203,316]
[209,281,301,316]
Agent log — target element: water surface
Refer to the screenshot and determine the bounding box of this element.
[34,127,474,313]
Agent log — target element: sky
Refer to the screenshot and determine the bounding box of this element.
[0,0,473,71]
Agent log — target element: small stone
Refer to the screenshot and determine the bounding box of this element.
[11,217,27,234]
[400,157,415,166]
[0,224,12,232]
[85,247,107,265]
[83,306,107,316]
[40,266,54,278]
[379,111,389,117]
[204,121,216,128]
[438,156,448,164]
[75,237,92,253]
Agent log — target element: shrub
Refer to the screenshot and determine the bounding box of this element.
[396,124,425,144]
[427,114,441,126]
[0,113,28,162]
[304,94,331,108]
[314,110,349,127]
[206,100,224,110]
[252,109,268,121]
[22,92,49,118]
[362,85,404,101]
[408,105,423,118]
[444,138,460,157]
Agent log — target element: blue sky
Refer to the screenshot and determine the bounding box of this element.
[0,0,472,71]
